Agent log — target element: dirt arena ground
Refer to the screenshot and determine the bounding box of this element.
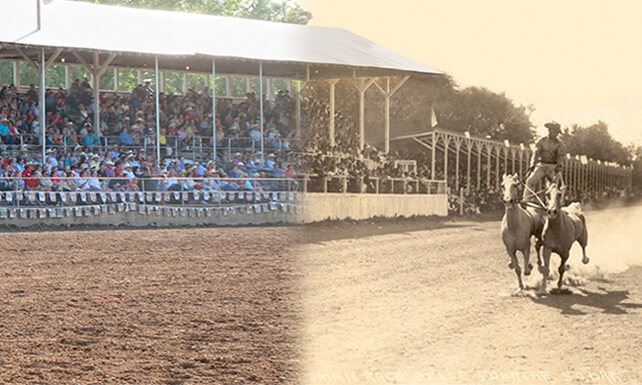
[1,206,640,385]
[0,227,302,385]
[299,206,642,385]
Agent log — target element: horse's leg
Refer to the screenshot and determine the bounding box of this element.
[535,238,543,272]
[505,244,515,269]
[523,244,533,276]
[510,250,524,291]
[580,227,589,265]
[581,245,589,265]
[557,251,570,290]
[538,247,552,295]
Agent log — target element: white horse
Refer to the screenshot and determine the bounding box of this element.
[539,183,590,294]
[500,174,545,294]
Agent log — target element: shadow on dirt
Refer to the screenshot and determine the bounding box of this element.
[529,287,642,315]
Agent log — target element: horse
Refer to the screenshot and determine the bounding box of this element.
[500,174,545,294]
[539,182,590,294]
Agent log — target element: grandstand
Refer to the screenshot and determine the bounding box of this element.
[0,0,449,225]
[0,0,631,225]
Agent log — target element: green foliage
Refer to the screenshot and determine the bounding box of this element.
[18,63,38,86]
[100,68,116,90]
[271,78,290,97]
[0,62,12,85]
[71,0,312,24]
[117,68,138,92]
[212,75,228,97]
[248,77,268,96]
[45,64,66,88]
[163,71,184,95]
[186,73,207,92]
[140,70,156,87]
[229,76,246,97]
[69,65,92,83]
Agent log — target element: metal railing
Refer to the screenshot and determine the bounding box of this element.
[2,134,290,159]
[301,174,447,195]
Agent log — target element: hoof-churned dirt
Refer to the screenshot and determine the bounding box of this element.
[0,227,302,385]
[1,205,640,385]
[298,207,642,385]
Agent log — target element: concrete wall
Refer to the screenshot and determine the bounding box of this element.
[296,193,448,223]
[0,194,447,228]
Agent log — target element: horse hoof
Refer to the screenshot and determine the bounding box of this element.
[582,257,590,265]
[524,263,533,276]
[508,262,514,269]
[512,289,527,297]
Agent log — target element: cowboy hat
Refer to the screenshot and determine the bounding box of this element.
[544,121,561,132]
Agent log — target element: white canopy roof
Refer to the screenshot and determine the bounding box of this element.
[0,0,442,77]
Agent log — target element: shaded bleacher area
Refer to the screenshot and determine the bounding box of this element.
[0,81,294,156]
[297,92,445,194]
[0,80,297,176]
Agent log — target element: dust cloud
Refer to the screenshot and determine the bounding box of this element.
[567,203,642,283]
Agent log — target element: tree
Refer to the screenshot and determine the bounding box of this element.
[560,121,632,165]
[434,84,535,145]
[72,0,312,24]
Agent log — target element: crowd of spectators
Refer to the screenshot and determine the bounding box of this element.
[0,145,297,195]
[299,144,434,193]
[0,80,295,154]
[299,94,435,193]
[0,79,301,202]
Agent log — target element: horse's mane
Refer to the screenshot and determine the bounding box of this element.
[562,202,583,216]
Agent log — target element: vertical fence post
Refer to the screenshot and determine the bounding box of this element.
[259,62,265,160]
[40,48,46,163]
[211,59,217,161]
[154,57,161,165]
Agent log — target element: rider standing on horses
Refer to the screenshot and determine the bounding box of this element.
[523,121,566,203]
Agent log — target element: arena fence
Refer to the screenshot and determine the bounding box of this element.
[0,177,301,221]
[0,173,450,224]
[302,174,447,195]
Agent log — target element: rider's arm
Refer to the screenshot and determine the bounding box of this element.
[530,139,543,168]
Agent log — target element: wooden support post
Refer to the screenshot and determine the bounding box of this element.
[328,79,339,147]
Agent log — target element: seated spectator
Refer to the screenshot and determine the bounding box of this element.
[119,127,134,146]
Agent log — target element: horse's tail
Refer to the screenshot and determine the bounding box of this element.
[562,202,583,217]
[564,202,587,238]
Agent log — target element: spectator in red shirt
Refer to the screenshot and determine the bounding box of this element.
[23,163,40,190]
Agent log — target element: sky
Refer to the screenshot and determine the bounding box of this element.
[296,0,642,144]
